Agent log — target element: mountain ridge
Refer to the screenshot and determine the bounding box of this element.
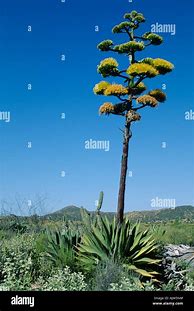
[43,205,194,222]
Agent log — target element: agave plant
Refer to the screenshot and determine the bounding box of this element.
[44,226,81,269]
[77,211,160,279]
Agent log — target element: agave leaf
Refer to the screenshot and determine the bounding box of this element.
[78,244,101,256]
[92,226,110,252]
[130,231,144,251]
[78,237,109,261]
[133,244,158,260]
[135,257,161,264]
[133,245,157,260]
[100,216,112,242]
[133,268,158,278]
[126,264,138,271]
[138,235,154,247]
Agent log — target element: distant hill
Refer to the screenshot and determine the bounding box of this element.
[126,205,194,222]
[43,205,115,221]
[43,205,194,223]
[44,206,83,221]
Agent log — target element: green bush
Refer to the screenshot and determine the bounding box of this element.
[90,260,124,291]
[161,258,194,291]
[0,234,39,290]
[38,267,87,291]
[109,276,158,291]
[149,222,194,246]
[184,277,194,291]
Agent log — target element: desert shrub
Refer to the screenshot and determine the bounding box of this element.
[150,223,194,246]
[90,260,125,291]
[36,255,53,280]
[109,276,157,291]
[34,232,48,254]
[38,266,87,291]
[161,276,194,291]
[89,259,156,291]
[161,257,194,291]
[184,276,194,291]
[0,254,33,290]
[109,277,141,291]
[0,234,40,290]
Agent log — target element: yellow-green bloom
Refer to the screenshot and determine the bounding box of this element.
[143,33,163,45]
[141,58,154,65]
[136,95,158,107]
[114,41,145,53]
[135,14,145,23]
[93,81,110,95]
[149,89,166,102]
[124,11,145,22]
[112,22,131,33]
[97,58,119,77]
[104,84,128,96]
[99,102,114,115]
[99,58,118,67]
[130,10,138,17]
[97,40,113,51]
[152,58,174,74]
[127,63,159,78]
[123,13,132,19]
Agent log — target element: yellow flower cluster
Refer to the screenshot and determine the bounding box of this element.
[152,58,174,74]
[149,89,166,102]
[114,41,145,53]
[143,33,163,45]
[99,102,115,115]
[141,58,154,65]
[136,95,158,107]
[97,40,113,51]
[126,110,141,122]
[104,84,128,96]
[127,63,159,78]
[137,82,146,89]
[93,81,110,95]
[97,58,119,77]
[99,57,118,68]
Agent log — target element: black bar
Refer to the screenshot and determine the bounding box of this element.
[0,291,194,311]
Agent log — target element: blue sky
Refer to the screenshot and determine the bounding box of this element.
[0,0,193,215]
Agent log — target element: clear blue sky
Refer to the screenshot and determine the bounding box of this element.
[0,0,193,215]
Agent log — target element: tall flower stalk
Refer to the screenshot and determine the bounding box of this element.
[93,10,174,224]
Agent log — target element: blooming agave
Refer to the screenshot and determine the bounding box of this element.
[93,10,174,224]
